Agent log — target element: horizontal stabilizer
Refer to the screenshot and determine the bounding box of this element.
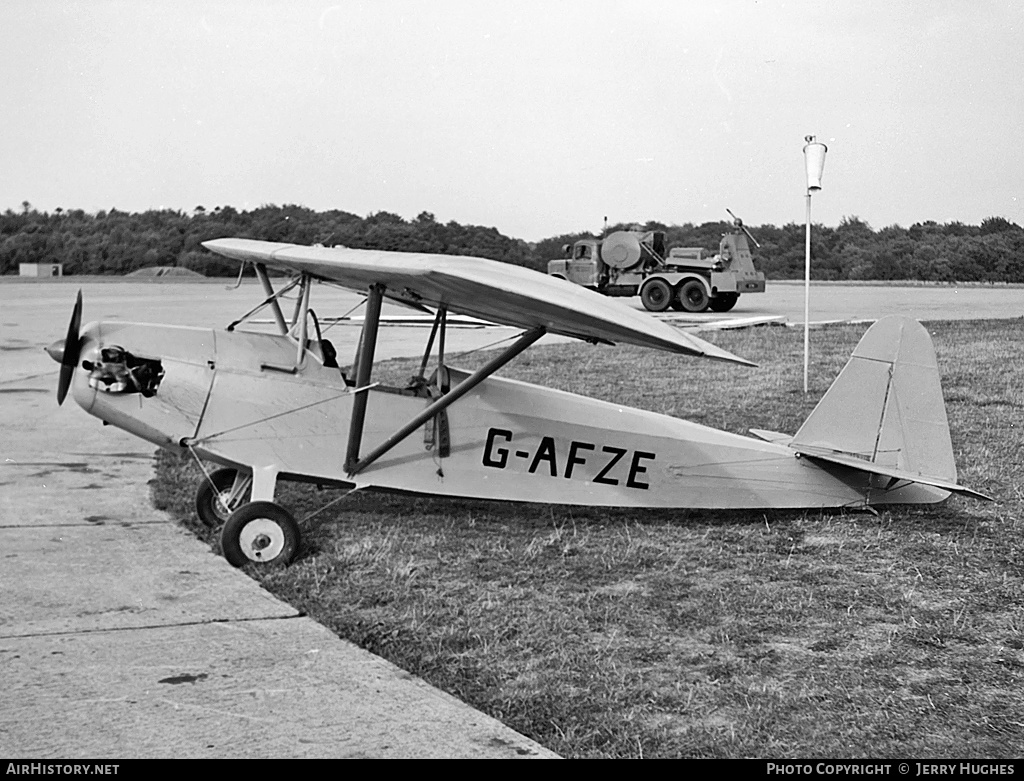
[748,428,793,445]
[794,445,993,502]
[202,238,754,366]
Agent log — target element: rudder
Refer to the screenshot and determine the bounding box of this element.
[791,316,957,484]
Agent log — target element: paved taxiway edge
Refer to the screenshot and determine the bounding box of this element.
[0,370,556,758]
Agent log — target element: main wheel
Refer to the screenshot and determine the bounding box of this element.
[678,279,710,312]
[221,501,300,567]
[709,292,739,312]
[195,468,251,528]
[639,279,673,312]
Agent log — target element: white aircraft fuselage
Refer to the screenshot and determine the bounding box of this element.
[71,320,945,511]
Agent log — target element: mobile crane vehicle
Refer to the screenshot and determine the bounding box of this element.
[547,212,766,313]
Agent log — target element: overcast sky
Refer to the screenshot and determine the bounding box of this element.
[2,0,1022,240]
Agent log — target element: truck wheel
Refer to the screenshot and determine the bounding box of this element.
[678,280,710,313]
[640,279,673,312]
[709,293,739,312]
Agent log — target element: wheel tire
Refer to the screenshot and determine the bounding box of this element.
[221,501,300,567]
[640,279,673,312]
[195,468,248,528]
[678,279,711,313]
[709,293,739,312]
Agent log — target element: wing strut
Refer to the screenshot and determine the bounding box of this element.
[253,263,291,336]
[419,306,446,378]
[345,283,386,472]
[294,273,312,367]
[228,267,301,335]
[346,326,546,477]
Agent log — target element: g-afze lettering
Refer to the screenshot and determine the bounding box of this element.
[482,428,512,468]
[565,441,594,479]
[482,427,656,489]
[593,445,626,485]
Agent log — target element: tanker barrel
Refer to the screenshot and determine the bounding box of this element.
[600,231,643,269]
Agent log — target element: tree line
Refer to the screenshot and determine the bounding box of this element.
[2,204,1023,282]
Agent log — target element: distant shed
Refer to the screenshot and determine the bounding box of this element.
[19,262,63,278]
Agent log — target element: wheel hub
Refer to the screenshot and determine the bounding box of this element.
[216,491,234,518]
[238,518,286,561]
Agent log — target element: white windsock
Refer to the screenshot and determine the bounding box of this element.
[803,136,827,191]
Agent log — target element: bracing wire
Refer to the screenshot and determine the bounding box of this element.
[318,296,367,337]
[451,329,530,359]
[186,390,353,444]
[298,486,362,525]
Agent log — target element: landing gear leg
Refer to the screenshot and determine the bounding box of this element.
[195,468,252,528]
[217,464,300,567]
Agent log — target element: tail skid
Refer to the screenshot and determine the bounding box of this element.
[757,317,990,503]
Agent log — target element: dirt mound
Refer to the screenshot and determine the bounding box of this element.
[124,266,205,279]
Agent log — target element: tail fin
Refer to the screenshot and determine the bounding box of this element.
[790,316,990,502]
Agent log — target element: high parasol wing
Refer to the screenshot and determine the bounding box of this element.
[201,239,754,366]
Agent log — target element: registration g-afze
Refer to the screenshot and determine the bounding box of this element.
[47,240,990,566]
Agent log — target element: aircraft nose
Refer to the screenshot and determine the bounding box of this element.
[45,339,65,364]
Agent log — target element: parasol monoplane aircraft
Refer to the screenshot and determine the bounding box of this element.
[46,239,990,567]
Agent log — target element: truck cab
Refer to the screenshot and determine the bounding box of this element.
[548,239,602,288]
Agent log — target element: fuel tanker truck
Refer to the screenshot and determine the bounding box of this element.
[547,212,765,312]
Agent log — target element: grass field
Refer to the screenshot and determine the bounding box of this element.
[153,318,1023,758]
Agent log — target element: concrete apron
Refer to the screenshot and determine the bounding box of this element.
[0,352,555,757]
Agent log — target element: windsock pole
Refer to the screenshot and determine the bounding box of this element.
[802,135,827,394]
[804,191,812,393]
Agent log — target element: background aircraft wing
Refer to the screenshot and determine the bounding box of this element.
[202,238,754,366]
